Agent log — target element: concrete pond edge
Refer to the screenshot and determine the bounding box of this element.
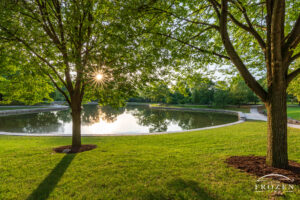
[0,105,246,137]
[0,105,69,116]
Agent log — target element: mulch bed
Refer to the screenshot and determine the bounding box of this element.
[225,156,300,185]
[53,144,97,153]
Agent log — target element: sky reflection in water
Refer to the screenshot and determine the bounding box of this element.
[0,105,238,134]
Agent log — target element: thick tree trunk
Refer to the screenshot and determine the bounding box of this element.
[71,99,82,149]
[265,87,288,169]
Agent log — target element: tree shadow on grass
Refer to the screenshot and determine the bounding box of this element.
[26,154,76,200]
[141,178,216,200]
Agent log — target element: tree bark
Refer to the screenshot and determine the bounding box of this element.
[265,86,288,168]
[71,98,82,149]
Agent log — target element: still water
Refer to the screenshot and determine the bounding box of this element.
[0,105,238,134]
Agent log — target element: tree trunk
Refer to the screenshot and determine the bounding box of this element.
[71,99,82,149]
[265,87,288,168]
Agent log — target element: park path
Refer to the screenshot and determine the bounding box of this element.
[244,106,267,121]
[245,106,300,129]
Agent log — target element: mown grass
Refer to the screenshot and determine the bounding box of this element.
[151,104,251,113]
[287,106,300,120]
[261,106,300,120]
[0,121,299,199]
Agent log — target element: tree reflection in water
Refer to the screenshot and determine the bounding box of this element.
[126,106,170,132]
[81,105,125,125]
[0,105,237,134]
[0,112,63,133]
[127,106,237,132]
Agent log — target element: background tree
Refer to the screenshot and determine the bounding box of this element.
[138,0,300,168]
[229,76,258,107]
[213,81,230,107]
[0,0,159,150]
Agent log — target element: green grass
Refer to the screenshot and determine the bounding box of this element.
[287,106,300,120]
[0,122,299,199]
[151,104,251,113]
[0,106,43,111]
[261,106,300,120]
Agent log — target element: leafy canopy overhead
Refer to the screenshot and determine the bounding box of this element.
[0,0,166,106]
[136,0,300,88]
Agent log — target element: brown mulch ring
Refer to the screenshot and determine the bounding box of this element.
[53,144,97,153]
[225,156,300,185]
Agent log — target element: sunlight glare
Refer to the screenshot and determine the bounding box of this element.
[95,73,103,81]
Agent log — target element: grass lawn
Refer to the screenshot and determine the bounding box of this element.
[261,106,300,120]
[287,106,300,120]
[0,122,299,199]
[151,104,251,113]
[0,107,43,111]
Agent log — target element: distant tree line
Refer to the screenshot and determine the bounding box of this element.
[128,75,297,107]
[129,78,259,107]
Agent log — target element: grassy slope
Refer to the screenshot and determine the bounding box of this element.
[287,106,300,120]
[0,122,299,200]
[151,104,251,113]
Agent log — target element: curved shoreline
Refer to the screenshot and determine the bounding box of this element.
[0,105,69,116]
[0,105,245,136]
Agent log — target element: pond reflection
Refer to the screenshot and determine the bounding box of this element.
[0,105,237,134]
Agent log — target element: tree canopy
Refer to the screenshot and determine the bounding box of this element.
[0,42,53,105]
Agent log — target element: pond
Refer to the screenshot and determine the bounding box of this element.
[0,105,238,135]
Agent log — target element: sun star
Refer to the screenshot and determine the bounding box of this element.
[95,73,103,81]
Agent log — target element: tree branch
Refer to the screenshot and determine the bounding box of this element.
[284,14,300,51]
[290,52,300,63]
[154,32,230,60]
[148,7,219,30]
[0,25,68,90]
[45,71,71,105]
[215,0,266,50]
[287,68,300,85]
[34,0,73,93]
[208,0,221,18]
[219,0,268,101]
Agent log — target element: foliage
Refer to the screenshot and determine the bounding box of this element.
[0,0,163,106]
[229,76,259,106]
[0,0,169,146]
[134,74,259,107]
[288,60,300,103]
[0,43,54,105]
